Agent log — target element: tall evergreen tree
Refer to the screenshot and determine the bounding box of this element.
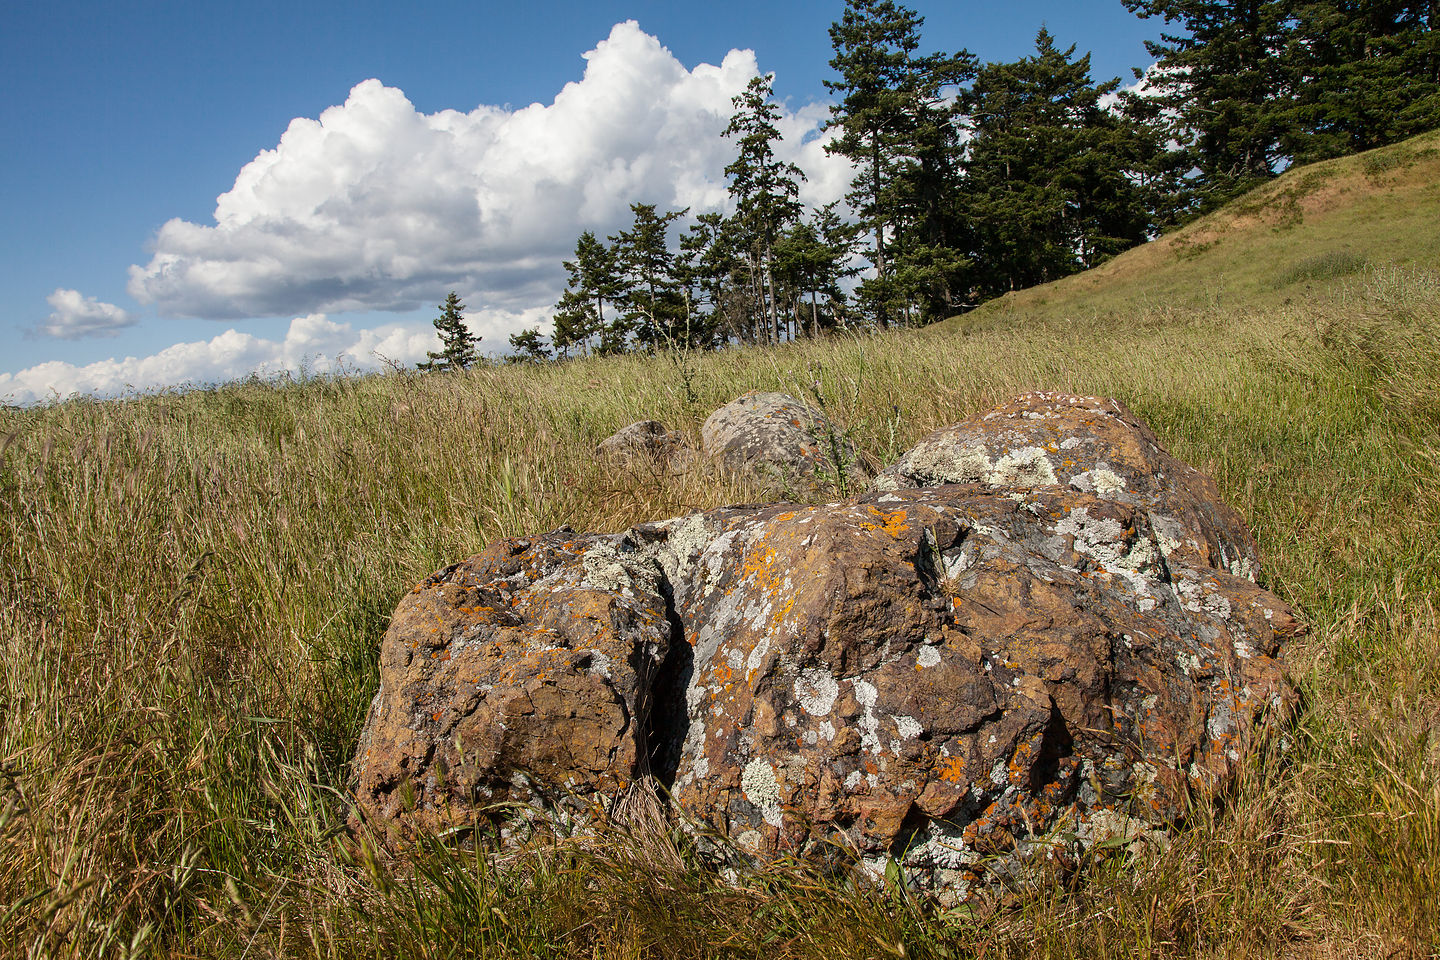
[824,0,974,325]
[1122,0,1296,208]
[1280,1,1440,164]
[553,230,622,357]
[505,327,552,364]
[724,73,806,344]
[611,204,688,350]
[963,30,1157,298]
[677,212,736,346]
[419,291,480,371]
[774,203,861,337]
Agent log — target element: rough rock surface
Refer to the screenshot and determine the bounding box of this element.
[352,395,1298,898]
[353,531,674,835]
[701,391,863,494]
[596,420,695,468]
[648,487,1294,898]
[872,392,1261,579]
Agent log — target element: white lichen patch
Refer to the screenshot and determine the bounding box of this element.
[987,446,1057,487]
[1149,514,1190,559]
[893,715,922,739]
[1203,592,1232,620]
[651,512,719,585]
[851,678,882,753]
[795,668,839,716]
[902,441,993,485]
[1206,700,1236,741]
[1070,466,1126,498]
[844,769,864,791]
[585,651,612,679]
[917,645,942,669]
[741,757,784,827]
[1130,761,1159,806]
[902,819,980,871]
[735,829,764,854]
[1076,808,1164,854]
[579,542,640,595]
[1055,506,1161,594]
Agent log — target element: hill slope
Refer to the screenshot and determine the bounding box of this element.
[938,127,1440,330]
[0,134,1437,958]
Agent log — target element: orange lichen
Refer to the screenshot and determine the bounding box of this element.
[938,756,968,783]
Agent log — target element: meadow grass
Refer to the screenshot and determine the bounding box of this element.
[2,149,1439,957]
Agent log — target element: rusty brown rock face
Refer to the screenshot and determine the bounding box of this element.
[352,531,673,835]
[649,486,1294,896]
[351,395,1297,898]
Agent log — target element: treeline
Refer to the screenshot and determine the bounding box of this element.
[507,0,1439,359]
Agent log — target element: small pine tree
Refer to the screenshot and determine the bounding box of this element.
[420,292,480,370]
[505,327,552,364]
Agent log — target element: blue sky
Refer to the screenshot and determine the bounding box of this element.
[1,1,1166,404]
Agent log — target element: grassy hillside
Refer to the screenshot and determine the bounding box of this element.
[1,133,1437,958]
[941,127,1440,331]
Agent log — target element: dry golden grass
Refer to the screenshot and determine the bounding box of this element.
[2,140,1438,958]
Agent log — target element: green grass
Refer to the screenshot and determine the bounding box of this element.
[2,134,1439,958]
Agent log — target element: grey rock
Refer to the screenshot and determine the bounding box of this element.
[701,391,864,496]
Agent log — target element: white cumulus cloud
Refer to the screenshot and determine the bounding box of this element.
[126,21,850,323]
[35,288,136,339]
[0,315,442,406]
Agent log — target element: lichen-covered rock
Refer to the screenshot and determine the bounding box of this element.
[352,393,1298,900]
[352,530,674,836]
[596,420,696,469]
[701,391,863,495]
[642,486,1295,899]
[872,392,1260,579]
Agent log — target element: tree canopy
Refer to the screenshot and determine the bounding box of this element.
[525,0,1436,362]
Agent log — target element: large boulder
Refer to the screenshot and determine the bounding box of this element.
[352,395,1298,899]
[872,392,1261,579]
[701,391,865,495]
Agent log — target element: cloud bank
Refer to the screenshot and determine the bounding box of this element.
[36,288,136,339]
[0,315,439,406]
[126,21,849,323]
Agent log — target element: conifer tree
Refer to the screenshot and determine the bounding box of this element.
[419,292,480,371]
[1122,0,1296,208]
[553,231,621,357]
[963,30,1156,297]
[774,203,860,337]
[1280,1,1440,164]
[676,212,735,347]
[611,204,688,350]
[724,73,806,344]
[505,327,552,364]
[824,0,974,325]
